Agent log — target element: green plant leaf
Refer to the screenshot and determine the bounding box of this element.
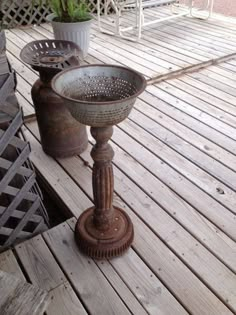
[60,0,66,11]
[67,0,75,19]
[51,0,63,19]
[45,0,91,22]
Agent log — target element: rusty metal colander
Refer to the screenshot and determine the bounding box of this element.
[52,64,147,127]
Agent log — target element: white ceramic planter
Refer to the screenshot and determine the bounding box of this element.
[47,13,92,59]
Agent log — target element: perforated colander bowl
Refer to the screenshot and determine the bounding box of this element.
[52,65,146,127]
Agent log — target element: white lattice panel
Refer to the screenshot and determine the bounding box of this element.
[0,0,52,28]
[0,0,112,28]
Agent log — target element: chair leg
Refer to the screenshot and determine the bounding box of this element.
[97,0,119,35]
[135,0,138,28]
[98,0,205,41]
[97,0,102,31]
[190,0,214,20]
[137,0,143,39]
[117,0,142,41]
[171,0,192,16]
[209,0,214,17]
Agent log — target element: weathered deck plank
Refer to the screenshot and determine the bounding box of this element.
[0,249,25,281]
[123,111,236,214]
[44,221,233,315]
[67,218,187,315]
[0,249,74,315]
[178,74,236,107]
[15,235,67,292]
[43,223,141,315]
[0,270,48,315]
[14,235,90,315]
[46,283,88,315]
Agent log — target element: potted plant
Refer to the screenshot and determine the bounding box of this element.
[46,0,92,59]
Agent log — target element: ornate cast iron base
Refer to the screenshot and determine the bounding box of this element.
[75,206,134,259]
[74,126,134,259]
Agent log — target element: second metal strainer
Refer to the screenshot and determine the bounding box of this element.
[52,64,147,127]
[20,40,81,72]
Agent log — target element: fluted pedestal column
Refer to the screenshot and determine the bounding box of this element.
[75,126,134,259]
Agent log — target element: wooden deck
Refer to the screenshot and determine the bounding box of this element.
[1,6,236,315]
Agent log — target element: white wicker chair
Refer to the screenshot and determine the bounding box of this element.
[97,0,214,40]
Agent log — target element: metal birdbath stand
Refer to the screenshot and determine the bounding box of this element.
[52,65,146,259]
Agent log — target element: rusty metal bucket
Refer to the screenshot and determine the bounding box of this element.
[20,40,88,157]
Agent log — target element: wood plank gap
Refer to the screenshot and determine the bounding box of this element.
[111,137,236,239]
[136,94,236,157]
[180,75,236,109]
[205,66,236,82]
[163,81,236,130]
[131,244,235,315]
[128,104,236,196]
[0,249,26,281]
[11,248,35,284]
[151,83,236,140]
[141,89,236,172]
[117,117,236,216]
[130,104,236,192]
[109,129,236,240]
[147,52,236,84]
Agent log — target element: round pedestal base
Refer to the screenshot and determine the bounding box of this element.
[75,206,134,259]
